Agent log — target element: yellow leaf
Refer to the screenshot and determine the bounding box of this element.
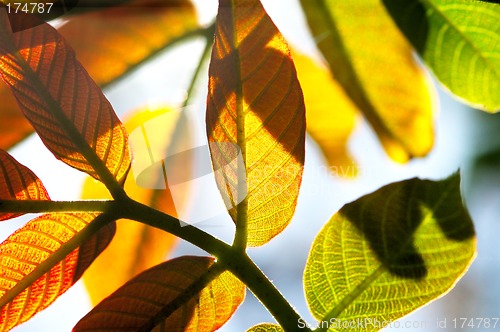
[75,256,245,332]
[0,149,49,221]
[0,213,115,332]
[0,9,131,185]
[292,50,359,176]
[82,107,189,305]
[207,0,306,247]
[58,0,198,86]
[300,0,435,162]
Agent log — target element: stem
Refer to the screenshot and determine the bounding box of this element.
[118,197,310,331]
[222,252,311,332]
[0,200,115,213]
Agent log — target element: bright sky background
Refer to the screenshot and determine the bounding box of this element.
[3,0,500,331]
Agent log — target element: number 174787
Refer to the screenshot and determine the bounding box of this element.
[6,2,54,14]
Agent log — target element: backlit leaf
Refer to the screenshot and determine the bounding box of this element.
[0,149,49,221]
[292,50,358,176]
[74,256,245,332]
[0,213,115,331]
[82,107,189,305]
[304,174,475,330]
[0,9,131,185]
[247,324,284,332]
[300,0,435,162]
[58,0,198,87]
[0,86,32,150]
[207,0,306,246]
[382,0,500,112]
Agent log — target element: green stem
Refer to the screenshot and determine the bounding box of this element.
[0,200,115,213]
[118,197,310,331]
[222,252,311,332]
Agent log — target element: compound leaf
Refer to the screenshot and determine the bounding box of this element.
[304,174,475,331]
[207,0,306,246]
[300,0,435,162]
[0,213,115,331]
[0,149,49,221]
[382,0,500,112]
[0,9,131,186]
[74,256,245,332]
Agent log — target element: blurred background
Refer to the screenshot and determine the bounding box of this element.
[2,0,500,331]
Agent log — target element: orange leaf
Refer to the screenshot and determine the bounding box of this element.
[0,86,32,150]
[74,256,245,332]
[0,149,49,221]
[207,0,306,247]
[58,0,198,86]
[0,9,130,185]
[0,213,115,331]
[82,107,190,305]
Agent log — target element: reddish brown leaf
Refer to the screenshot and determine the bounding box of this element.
[0,213,115,331]
[207,0,306,246]
[0,149,49,221]
[74,256,245,332]
[0,9,131,185]
[0,86,32,150]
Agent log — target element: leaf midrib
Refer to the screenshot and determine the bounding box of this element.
[0,22,126,197]
[315,179,457,330]
[422,0,500,79]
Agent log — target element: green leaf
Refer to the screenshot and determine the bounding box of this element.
[382,0,500,112]
[300,0,435,162]
[247,324,284,332]
[304,174,475,331]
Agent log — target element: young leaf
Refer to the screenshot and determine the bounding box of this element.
[304,174,475,330]
[0,9,131,189]
[292,50,359,176]
[247,324,284,332]
[0,213,115,331]
[0,87,32,150]
[81,107,187,305]
[0,149,49,221]
[207,0,306,246]
[382,0,500,112]
[300,0,435,162]
[74,256,245,331]
[58,0,198,87]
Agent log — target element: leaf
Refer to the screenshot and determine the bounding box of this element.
[0,149,49,221]
[207,0,306,246]
[74,256,245,332]
[58,0,198,87]
[292,50,359,176]
[382,0,500,112]
[0,86,32,150]
[82,107,188,305]
[247,324,284,332]
[0,213,115,331]
[304,174,475,331]
[300,0,435,162]
[0,9,131,186]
